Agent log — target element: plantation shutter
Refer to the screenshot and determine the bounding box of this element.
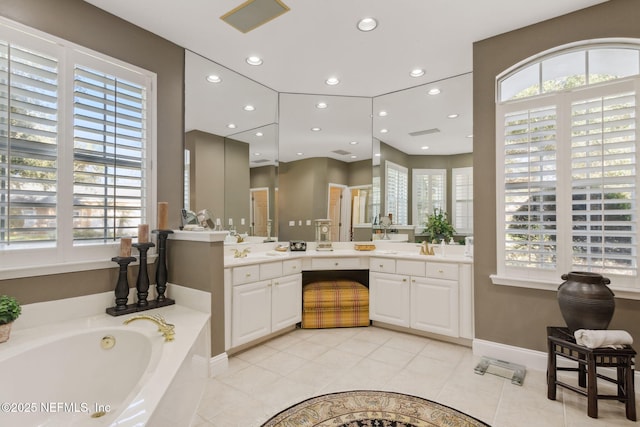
[0,42,58,245]
[570,91,637,275]
[413,169,446,226]
[503,105,558,269]
[385,161,408,225]
[452,167,473,233]
[73,65,146,242]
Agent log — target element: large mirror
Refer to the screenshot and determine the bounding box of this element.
[184,50,278,239]
[372,73,473,243]
[185,49,472,245]
[277,93,373,242]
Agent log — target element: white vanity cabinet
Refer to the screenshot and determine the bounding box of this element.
[369,256,472,339]
[226,258,302,349]
[410,270,459,337]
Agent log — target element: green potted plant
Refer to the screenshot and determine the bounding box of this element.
[0,295,21,343]
[424,208,456,243]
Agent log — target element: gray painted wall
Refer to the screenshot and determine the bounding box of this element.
[473,0,640,352]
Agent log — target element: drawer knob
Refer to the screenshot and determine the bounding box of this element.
[246,273,252,277]
[438,269,444,273]
[379,264,384,268]
[402,278,407,282]
[335,262,339,266]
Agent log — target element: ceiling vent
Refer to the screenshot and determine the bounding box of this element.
[252,158,270,164]
[220,0,290,33]
[409,128,440,137]
[332,149,351,155]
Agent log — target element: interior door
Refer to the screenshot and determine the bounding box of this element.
[250,188,269,236]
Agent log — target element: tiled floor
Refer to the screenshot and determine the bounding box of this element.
[191,326,638,426]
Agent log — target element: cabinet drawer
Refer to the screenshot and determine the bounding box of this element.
[369,257,396,273]
[396,259,426,277]
[282,259,302,275]
[426,262,458,280]
[260,261,283,280]
[232,264,260,285]
[311,257,361,270]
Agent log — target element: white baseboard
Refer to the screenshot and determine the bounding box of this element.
[209,352,229,377]
[472,338,640,384]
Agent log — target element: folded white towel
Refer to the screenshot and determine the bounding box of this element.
[574,329,633,349]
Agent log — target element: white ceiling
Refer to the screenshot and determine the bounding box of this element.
[84,0,608,161]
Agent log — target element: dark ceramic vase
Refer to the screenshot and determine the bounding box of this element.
[557,271,615,333]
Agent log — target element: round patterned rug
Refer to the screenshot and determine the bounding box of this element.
[261,390,491,427]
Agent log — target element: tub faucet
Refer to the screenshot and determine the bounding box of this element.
[123,314,175,342]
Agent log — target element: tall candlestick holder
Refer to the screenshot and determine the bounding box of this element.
[132,241,155,307]
[106,256,136,316]
[152,229,175,304]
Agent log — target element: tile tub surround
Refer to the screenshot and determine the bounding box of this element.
[2,288,210,427]
[192,326,640,427]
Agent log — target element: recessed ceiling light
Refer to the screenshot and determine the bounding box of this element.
[206,74,221,83]
[447,113,459,119]
[350,141,359,145]
[311,127,321,132]
[357,17,378,32]
[325,77,340,86]
[467,134,473,138]
[316,102,328,109]
[246,56,263,66]
[350,155,357,159]
[296,152,303,156]
[244,105,255,111]
[227,123,236,129]
[410,68,425,78]
[256,132,263,137]
[421,146,430,150]
[254,152,261,156]
[378,111,388,117]
[375,153,381,157]
[380,129,388,134]
[428,88,441,95]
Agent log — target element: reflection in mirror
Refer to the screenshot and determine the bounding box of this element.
[372,73,473,243]
[184,50,278,240]
[278,93,373,242]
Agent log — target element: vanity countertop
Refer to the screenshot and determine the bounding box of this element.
[223,242,473,267]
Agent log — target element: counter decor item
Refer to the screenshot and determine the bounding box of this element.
[314,219,333,251]
[289,240,306,251]
[0,294,21,343]
[424,208,456,243]
[557,271,615,333]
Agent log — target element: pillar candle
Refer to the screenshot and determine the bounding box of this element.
[241,218,245,225]
[229,218,233,226]
[157,202,169,229]
[120,237,132,257]
[138,224,149,243]
[216,218,221,226]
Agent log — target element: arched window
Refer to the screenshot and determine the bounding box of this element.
[494,41,640,294]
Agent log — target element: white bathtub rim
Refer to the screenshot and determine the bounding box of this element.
[0,304,210,427]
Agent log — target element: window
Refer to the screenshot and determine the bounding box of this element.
[385,161,407,225]
[412,169,446,227]
[452,167,473,233]
[0,18,155,274]
[496,42,639,292]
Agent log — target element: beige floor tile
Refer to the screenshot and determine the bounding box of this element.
[193,326,640,427]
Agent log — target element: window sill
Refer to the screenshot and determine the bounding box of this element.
[490,274,640,301]
[0,255,157,281]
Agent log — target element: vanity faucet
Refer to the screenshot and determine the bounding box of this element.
[123,314,175,342]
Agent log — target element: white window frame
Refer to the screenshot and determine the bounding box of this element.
[384,160,408,225]
[452,167,473,234]
[0,17,157,279]
[494,53,640,298]
[412,168,446,227]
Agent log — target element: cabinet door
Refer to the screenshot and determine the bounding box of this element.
[369,272,411,327]
[411,276,459,337]
[232,280,272,347]
[272,274,302,331]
